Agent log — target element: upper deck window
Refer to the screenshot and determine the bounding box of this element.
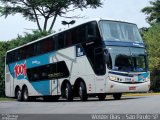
[99,20,143,43]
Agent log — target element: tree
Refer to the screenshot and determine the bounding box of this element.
[141,0,160,24]
[0,31,51,97]
[143,23,160,72]
[0,0,102,32]
[142,23,160,91]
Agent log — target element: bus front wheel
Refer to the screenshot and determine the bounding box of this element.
[65,83,73,101]
[113,93,122,100]
[79,82,88,101]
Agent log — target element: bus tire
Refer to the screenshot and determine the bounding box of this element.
[22,87,29,102]
[113,93,122,100]
[79,82,88,101]
[16,88,22,101]
[98,94,106,101]
[65,83,73,101]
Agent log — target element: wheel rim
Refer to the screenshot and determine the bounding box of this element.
[79,86,82,98]
[24,89,28,100]
[65,87,68,98]
[17,90,21,99]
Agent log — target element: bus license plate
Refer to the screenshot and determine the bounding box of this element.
[129,86,136,90]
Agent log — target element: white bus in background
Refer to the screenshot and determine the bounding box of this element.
[5,18,150,101]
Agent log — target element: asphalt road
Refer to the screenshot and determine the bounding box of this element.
[0,95,160,114]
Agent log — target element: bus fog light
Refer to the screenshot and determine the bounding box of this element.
[109,76,117,81]
[146,78,150,82]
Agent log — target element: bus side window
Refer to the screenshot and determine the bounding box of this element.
[52,36,57,50]
[94,48,106,75]
[21,47,27,60]
[87,22,96,36]
[80,25,86,43]
[27,67,40,81]
[57,61,69,78]
[11,52,14,63]
[6,52,12,64]
[41,38,53,54]
[67,24,86,45]
[33,68,40,80]
[27,45,34,58]
[87,22,100,42]
[17,49,21,61]
[14,50,18,61]
[34,42,41,56]
[57,32,66,49]
[66,31,73,46]
[71,28,78,44]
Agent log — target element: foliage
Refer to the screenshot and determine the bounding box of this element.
[141,0,160,24]
[0,97,15,101]
[150,69,160,92]
[142,23,160,70]
[0,31,51,97]
[0,42,7,97]
[0,0,102,32]
[142,23,160,91]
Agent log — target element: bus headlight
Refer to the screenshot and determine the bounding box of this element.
[145,77,150,82]
[109,76,117,81]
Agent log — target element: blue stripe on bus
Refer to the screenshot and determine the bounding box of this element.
[31,80,50,95]
[8,52,55,78]
[104,41,145,48]
[138,72,149,81]
[7,52,55,95]
[27,52,55,68]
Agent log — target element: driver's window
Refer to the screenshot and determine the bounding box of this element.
[94,48,106,75]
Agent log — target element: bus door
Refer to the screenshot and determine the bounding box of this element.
[94,47,106,93]
[5,65,14,97]
[50,79,59,95]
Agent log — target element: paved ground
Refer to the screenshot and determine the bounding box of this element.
[0,95,160,114]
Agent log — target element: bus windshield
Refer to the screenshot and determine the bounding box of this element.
[99,20,143,42]
[105,46,147,72]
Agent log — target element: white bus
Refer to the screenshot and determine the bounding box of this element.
[5,18,150,101]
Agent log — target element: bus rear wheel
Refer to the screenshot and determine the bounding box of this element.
[22,87,29,102]
[16,88,22,101]
[113,93,122,100]
[79,82,88,101]
[65,83,73,101]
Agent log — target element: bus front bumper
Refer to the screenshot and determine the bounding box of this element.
[105,80,150,93]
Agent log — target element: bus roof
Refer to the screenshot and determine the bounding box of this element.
[6,18,135,53]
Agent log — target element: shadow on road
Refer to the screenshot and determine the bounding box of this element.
[24,96,146,103]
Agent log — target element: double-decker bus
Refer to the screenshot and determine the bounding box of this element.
[5,18,150,101]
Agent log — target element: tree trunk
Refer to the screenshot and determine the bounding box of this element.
[43,17,49,31]
[33,8,42,32]
[49,13,58,32]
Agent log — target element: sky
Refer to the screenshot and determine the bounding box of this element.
[0,0,152,41]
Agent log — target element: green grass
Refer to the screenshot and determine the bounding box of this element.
[123,92,160,97]
[0,97,15,101]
